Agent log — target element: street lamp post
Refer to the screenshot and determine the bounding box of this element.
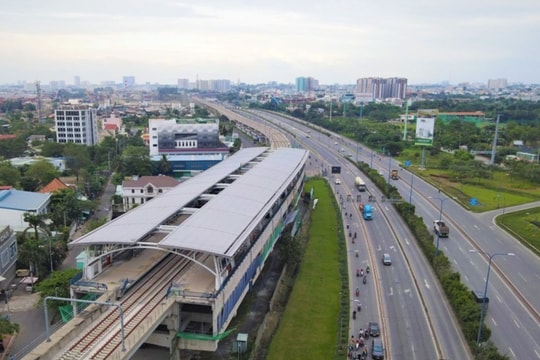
[370,151,374,168]
[469,250,515,345]
[409,173,414,204]
[429,196,448,256]
[48,236,54,273]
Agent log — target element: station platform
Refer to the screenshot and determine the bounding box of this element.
[72,249,168,297]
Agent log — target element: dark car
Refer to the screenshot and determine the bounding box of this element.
[371,338,384,359]
[368,321,380,337]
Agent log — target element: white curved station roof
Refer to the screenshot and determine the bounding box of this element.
[71,147,308,258]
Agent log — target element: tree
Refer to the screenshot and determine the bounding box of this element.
[25,159,60,187]
[0,161,21,186]
[35,268,81,312]
[0,316,20,341]
[157,155,171,175]
[0,137,27,158]
[19,213,52,276]
[64,143,91,181]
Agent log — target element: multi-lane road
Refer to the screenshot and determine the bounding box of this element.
[259,108,540,360]
[242,109,472,359]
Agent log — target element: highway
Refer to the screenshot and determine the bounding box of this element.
[398,172,540,360]
[240,109,471,360]
[253,108,539,360]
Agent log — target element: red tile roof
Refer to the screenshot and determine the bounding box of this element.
[39,178,70,193]
[122,175,179,188]
[0,134,17,140]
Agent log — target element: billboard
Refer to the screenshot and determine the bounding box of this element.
[415,117,435,146]
[331,166,341,174]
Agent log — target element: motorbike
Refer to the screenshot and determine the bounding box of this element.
[360,269,364,277]
[352,310,356,320]
[366,266,370,274]
[363,276,367,285]
[356,269,360,277]
[355,288,360,297]
[357,304,362,312]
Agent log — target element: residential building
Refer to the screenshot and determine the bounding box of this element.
[0,226,18,289]
[356,77,408,100]
[122,175,179,210]
[0,189,51,232]
[487,78,507,90]
[148,118,230,176]
[101,112,123,132]
[177,78,190,89]
[55,107,99,145]
[296,77,319,92]
[123,76,135,89]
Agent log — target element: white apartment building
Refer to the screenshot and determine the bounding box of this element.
[55,108,99,145]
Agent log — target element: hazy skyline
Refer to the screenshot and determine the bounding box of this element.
[1,0,539,85]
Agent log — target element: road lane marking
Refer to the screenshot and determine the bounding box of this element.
[463,275,469,282]
[534,349,540,359]
[424,279,430,289]
[491,317,497,326]
[517,272,526,281]
[514,319,520,328]
[496,295,502,303]
[405,238,410,245]
[473,224,480,230]
[404,288,411,296]
[508,347,515,358]
[389,287,393,296]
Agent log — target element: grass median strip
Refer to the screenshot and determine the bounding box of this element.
[267,179,343,359]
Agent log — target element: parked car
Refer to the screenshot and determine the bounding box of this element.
[382,253,392,266]
[368,321,380,337]
[371,338,385,359]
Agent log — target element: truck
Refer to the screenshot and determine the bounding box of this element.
[359,203,373,220]
[433,220,449,237]
[354,176,366,191]
[390,169,399,180]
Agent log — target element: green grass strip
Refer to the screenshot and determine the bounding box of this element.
[267,178,342,359]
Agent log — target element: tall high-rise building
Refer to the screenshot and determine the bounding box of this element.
[55,108,98,145]
[177,78,190,89]
[122,76,136,89]
[74,76,81,87]
[295,77,319,92]
[487,78,507,90]
[356,77,407,100]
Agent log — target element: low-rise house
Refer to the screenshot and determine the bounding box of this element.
[122,175,179,210]
[0,189,51,232]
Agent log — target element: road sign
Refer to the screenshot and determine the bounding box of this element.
[331,166,341,174]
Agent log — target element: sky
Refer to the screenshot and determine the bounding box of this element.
[1,0,539,86]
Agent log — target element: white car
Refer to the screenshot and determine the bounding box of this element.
[335,179,341,185]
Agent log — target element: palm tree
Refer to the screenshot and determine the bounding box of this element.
[20,212,51,276]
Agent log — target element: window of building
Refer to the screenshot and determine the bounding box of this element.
[131,189,135,193]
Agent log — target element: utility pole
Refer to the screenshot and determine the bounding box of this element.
[403,99,410,140]
[490,114,500,165]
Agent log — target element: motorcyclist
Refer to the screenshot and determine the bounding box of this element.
[355,288,360,297]
[352,310,356,319]
[363,275,367,284]
[360,268,364,277]
[366,265,370,274]
[356,269,360,277]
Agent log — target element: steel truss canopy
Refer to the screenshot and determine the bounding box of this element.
[71,147,308,258]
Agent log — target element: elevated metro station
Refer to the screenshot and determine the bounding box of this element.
[26,146,309,359]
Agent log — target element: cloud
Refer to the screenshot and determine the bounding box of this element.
[0,0,539,84]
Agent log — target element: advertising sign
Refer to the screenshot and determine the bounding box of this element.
[415,117,435,146]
